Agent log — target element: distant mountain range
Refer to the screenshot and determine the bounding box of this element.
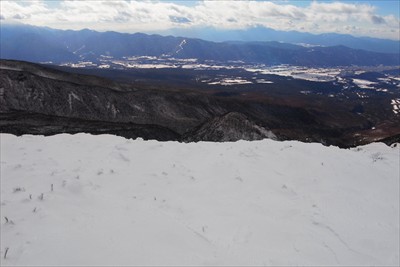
[157,26,400,54]
[1,23,399,67]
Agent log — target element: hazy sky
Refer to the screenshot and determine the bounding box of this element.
[1,0,399,40]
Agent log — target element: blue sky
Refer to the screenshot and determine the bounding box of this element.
[312,0,399,16]
[271,0,399,15]
[360,1,399,16]
[1,1,399,40]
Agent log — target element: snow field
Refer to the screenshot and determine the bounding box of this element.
[0,133,399,266]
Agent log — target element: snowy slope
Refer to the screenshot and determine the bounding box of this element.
[0,133,399,266]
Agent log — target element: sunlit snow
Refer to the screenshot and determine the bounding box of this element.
[1,134,399,266]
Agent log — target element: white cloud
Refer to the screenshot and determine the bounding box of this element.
[309,1,375,15]
[0,0,399,40]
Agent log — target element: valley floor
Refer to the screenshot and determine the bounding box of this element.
[0,134,399,266]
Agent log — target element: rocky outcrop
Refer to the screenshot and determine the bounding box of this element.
[0,111,180,141]
[183,112,276,142]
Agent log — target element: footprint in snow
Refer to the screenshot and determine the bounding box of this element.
[281,184,297,196]
[13,164,22,170]
[235,176,243,182]
[117,153,130,162]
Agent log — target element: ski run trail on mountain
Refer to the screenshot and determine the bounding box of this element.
[1,133,399,266]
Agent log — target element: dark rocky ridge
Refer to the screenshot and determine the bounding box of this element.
[1,66,225,135]
[0,60,281,142]
[0,111,180,141]
[183,112,277,142]
[0,60,398,147]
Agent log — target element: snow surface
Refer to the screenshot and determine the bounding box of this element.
[352,79,377,89]
[1,134,399,266]
[245,65,340,82]
[391,98,400,115]
[208,78,252,85]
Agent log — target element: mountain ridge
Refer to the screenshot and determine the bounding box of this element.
[1,23,398,67]
[1,59,399,147]
[156,25,400,53]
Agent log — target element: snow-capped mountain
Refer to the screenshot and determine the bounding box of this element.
[157,26,400,54]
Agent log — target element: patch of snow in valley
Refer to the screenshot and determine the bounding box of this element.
[255,79,273,84]
[182,64,234,70]
[390,76,400,81]
[60,62,97,68]
[175,58,197,63]
[300,90,312,95]
[378,77,391,83]
[98,64,110,69]
[391,98,400,114]
[1,134,398,266]
[111,61,174,69]
[352,79,377,89]
[354,71,366,75]
[246,65,340,82]
[208,78,252,85]
[124,56,158,61]
[291,73,336,82]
